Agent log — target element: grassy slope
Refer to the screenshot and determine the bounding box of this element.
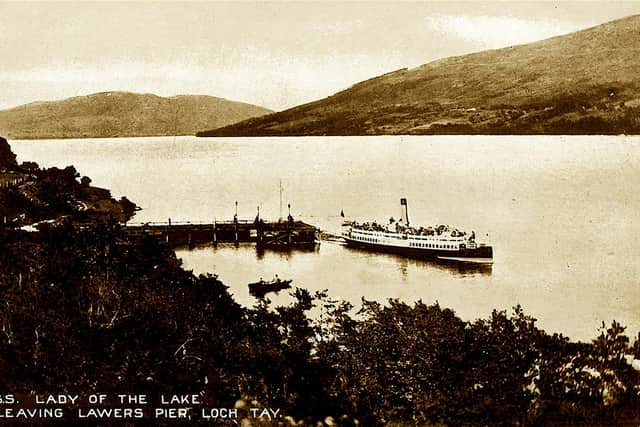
[0,92,272,139]
[201,14,640,136]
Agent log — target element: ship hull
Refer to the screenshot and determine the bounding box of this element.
[344,237,493,264]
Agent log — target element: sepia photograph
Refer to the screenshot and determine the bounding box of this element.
[1,1,640,425]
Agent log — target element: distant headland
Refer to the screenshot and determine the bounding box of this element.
[0,92,272,140]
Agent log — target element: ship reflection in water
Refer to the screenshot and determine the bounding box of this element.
[341,243,492,278]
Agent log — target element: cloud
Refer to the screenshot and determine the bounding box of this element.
[426,14,582,49]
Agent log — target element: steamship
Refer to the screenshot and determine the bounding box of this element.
[341,199,493,263]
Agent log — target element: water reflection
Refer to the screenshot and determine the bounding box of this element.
[181,240,491,279]
[254,243,320,260]
[341,244,493,278]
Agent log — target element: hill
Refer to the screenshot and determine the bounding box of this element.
[0,92,272,139]
[199,15,640,136]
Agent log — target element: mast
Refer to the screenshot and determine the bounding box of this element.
[279,179,283,220]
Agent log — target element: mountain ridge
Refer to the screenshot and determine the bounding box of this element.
[199,14,640,136]
[0,91,272,139]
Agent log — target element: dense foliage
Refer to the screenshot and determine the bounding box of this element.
[0,140,135,226]
[0,136,18,168]
[1,140,639,425]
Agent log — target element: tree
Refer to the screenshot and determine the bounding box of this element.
[0,136,18,169]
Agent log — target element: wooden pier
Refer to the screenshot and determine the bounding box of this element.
[124,218,318,248]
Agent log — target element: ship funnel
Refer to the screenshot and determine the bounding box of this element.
[400,198,409,226]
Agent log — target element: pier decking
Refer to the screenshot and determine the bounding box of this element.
[124,218,318,248]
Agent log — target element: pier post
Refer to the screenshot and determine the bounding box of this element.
[166,217,171,243]
[212,219,217,247]
[287,204,292,245]
[234,201,239,246]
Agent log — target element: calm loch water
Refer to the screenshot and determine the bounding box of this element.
[11,135,640,341]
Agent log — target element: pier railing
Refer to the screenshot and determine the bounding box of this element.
[125,219,255,227]
[124,219,318,248]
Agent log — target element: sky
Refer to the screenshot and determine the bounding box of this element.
[1,1,639,111]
